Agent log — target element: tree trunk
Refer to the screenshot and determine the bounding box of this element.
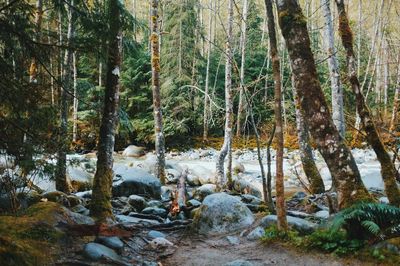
[151,0,166,185]
[276,0,371,209]
[265,0,287,231]
[202,0,213,142]
[321,0,345,137]
[72,52,78,143]
[90,0,122,220]
[292,81,325,194]
[236,0,248,137]
[29,0,43,83]
[266,124,276,213]
[389,54,400,133]
[335,0,400,207]
[216,0,233,190]
[55,0,75,193]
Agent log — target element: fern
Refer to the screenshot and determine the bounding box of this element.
[329,203,400,242]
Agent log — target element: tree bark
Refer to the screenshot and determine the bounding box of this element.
[236,0,248,137]
[320,0,345,137]
[265,0,287,230]
[90,0,122,220]
[335,0,400,207]
[389,54,400,133]
[55,0,75,193]
[202,0,213,142]
[292,81,325,194]
[29,0,43,83]
[72,52,78,143]
[151,0,166,185]
[216,0,233,190]
[276,0,371,209]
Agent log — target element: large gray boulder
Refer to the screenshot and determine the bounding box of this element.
[112,168,161,199]
[260,215,317,234]
[194,193,254,234]
[122,145,145,157]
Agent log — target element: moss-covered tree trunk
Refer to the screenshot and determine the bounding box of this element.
[90,0,122,220]
[292,82,325,194]
[55,0,75,193]
[216,0,233,190]
[151,0,166,185]
[275,0,371,209]
[265,0,287,230]
[335,0,400,207]
[390,54,400,133]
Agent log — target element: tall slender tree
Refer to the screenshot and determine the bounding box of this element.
[55,0,76,193]
[265,0,287,230]
[151,0,166,185]
[90,0,122,220]
[275,0,371,209]
[335,0,400,206]
[216,0,233,190]
[320,0,345,137]
[29,0,43,84]
[236,0,248,137]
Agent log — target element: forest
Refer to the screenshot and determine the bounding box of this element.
[1,0,400,265]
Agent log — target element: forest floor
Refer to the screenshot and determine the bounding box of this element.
[162,234,364,266]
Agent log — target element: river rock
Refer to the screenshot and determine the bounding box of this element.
[122,145,145,157]
[128,195,147,212]
[112,168,161,199]
[187,199,201,208]
[194,193,254,234]
[260,215,317,234]
[148,230,166,240]
[96,236,124,253]
[142,207,167,218]
[83,242,121,262]
[193,184,217,201]
[187,174,201,186]
[190,165,216,185]
[246,226,265,241]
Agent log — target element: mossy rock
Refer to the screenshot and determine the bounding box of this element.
[0,202,68,265]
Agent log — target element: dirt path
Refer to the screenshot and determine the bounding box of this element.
[162,233,367,266]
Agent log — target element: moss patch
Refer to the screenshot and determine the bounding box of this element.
[0,202,67,265]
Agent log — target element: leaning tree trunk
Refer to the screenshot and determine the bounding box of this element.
[276,0,371,209]
[216,0,233,190]
[320,0,345,137]
[265,0,287,231]
[235,0,248,137]
[150,0,166,185]
[335,0,400,207]
[90,0,122,220]
[292,82,325,194]
[55,0,75,193]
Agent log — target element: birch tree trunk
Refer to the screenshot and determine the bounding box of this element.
[151,0,166,185]
[265,0,287,231]
[202,0,213,142]
[29,0,43,83]
[292,81,325,194]
[321,0,345,137]
[236,0,248,137]
[276,0,371,209]
[390,54,400,133]
[335,0,400,207]
[90,0,122,220]
[216,0,233,190]
[55,0,75,193]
